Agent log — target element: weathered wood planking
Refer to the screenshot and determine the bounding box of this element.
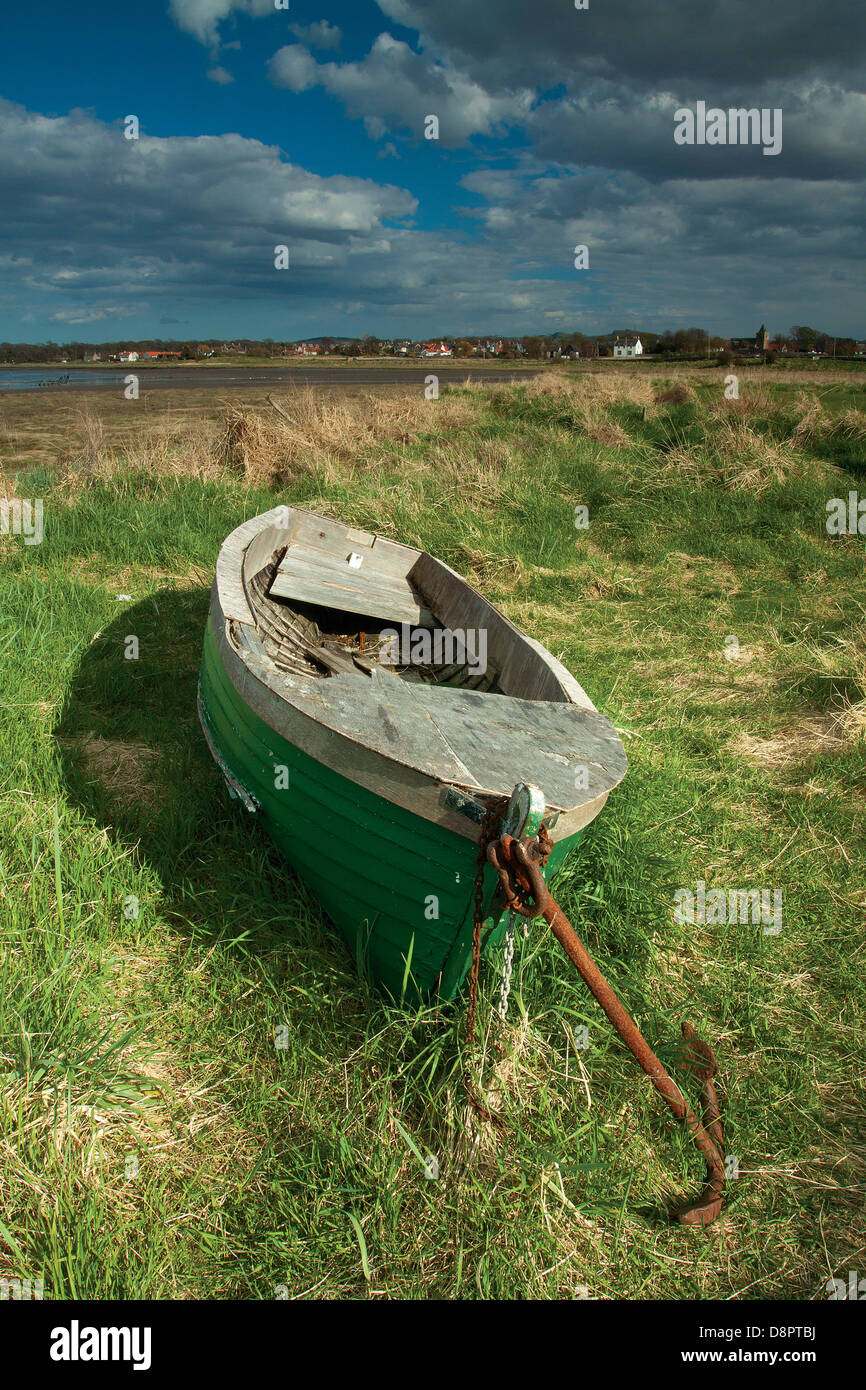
[272,668,626,809]
[217,609,617,839]
[271,543,435,626]
[282,512,418,579]
[410,551,596,709]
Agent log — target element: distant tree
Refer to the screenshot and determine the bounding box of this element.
[651,331,676,355]
[522,336,545,359]
[671,327,708,355]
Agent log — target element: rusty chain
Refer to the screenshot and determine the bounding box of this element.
[465,797,507,1046]
[496,911,517,1020]
[470,821,727,1226]
[463,797,508,1126]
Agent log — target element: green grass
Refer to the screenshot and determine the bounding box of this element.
[1,374,864,1299]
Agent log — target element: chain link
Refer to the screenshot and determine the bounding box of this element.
[465,798,506,1047]
[496,911,517,1020]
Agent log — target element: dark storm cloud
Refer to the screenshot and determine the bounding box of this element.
[268,4,866,184]
[377,0,866,90]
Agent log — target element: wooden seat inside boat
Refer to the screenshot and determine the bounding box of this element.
[237,485,507,699]
[267,507,434,624]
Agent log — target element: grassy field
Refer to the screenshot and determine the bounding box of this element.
[0,369,863,1300]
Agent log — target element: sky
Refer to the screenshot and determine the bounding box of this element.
[0,0,864,342]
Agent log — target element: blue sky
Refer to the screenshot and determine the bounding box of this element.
[1,0,864,341]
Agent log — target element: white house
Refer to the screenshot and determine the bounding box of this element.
[613,335,643,358]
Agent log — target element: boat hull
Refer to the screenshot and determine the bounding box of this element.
[199,617,583,1001]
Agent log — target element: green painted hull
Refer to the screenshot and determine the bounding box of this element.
[199,618,582,1001]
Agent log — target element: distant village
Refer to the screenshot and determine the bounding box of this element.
[2,325,863,366]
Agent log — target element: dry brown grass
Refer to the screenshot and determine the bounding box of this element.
[731,714,847,769]
[456,544,525,591]
[648,416,821,495]
[805,630,866,741]
[58,733,165,811]
[219,388,477,485]
[654,382,695,406]
[525,371,656,410]
[788,391,866,446]
[422,434,521,504]
[2,368,862,501]
[790,392,828,446]
[520,372,656,445]
[761,615,866,746]
[704,382,779,421]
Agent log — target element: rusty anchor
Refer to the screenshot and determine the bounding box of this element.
[485,828,726,1227]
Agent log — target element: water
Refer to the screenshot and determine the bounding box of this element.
[0,365,539,392]
[0,369,123,391]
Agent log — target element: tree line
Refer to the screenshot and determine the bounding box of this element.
[0,325,860,365]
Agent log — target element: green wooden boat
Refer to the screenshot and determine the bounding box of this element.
[198,505,627,1001]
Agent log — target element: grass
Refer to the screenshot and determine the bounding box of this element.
[0,369,864,1300]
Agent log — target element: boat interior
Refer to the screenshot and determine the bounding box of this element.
[245,546,507,693]
[238,509,551,698]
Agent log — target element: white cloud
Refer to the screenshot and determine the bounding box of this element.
[207,66,234,84]
[49,304,140,324]
[289,20,342,51]
[0,99,432,332]
[269,32,533,145]
[168,0,274,47]
[269,45,318,92]
[3,81,864,338]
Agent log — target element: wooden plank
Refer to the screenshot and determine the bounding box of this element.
[279,669,480,786]
[277,543,409,589]
[410,552,596,707]
[273,563,429,619]
[283,512,418,579]
[270,668,626,810]
[213,582,620,835]
[271,548,435,625]
[413,684,626,805]
[270,568,432,626]
[278,539,415,592]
